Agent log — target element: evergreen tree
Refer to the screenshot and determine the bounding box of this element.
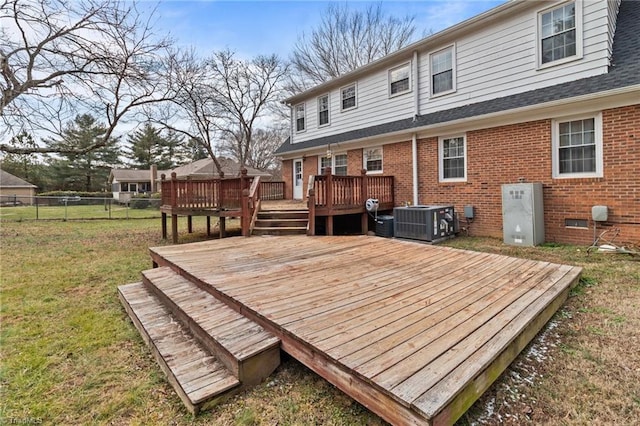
[46,114,121,192]
[126,123,164,169]
[157,129,187,169]
[186,137,209,162]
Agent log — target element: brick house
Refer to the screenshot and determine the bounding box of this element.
[276,0,639,245]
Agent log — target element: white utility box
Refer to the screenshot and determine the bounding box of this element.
[502,183,544,246]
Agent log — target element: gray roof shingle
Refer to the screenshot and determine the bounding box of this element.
[0,169,37,188]
[276,1,639,155]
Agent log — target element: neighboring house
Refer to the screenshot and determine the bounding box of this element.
[165,157,272,180]
[109,166,166,203]
[0,168,37,205]
[276,0,639,245]
[109,158,271,201]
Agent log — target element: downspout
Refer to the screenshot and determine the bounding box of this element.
[412,133,418,206]
[412,50,420,206]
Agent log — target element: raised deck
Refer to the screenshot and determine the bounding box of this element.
[147,236,582,424]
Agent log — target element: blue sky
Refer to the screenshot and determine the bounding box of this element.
[151,1,506,59]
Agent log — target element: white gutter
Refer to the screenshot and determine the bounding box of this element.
[412,133,418,206]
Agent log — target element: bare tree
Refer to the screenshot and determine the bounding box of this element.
[219,125,287,173]
[290,3,416,89]
[0,0,174,155]
[154,49,288,176]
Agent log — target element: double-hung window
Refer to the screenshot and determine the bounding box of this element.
[389,63,410,96]
[539,2,581,66]
[439,135,466,182]
[364,147,383,173]
[295,103,305,132]
[552,113,602,178]
[318,94,329,126]
[341,84,357,111]
[430,46,455,96]
[319,154,348,176]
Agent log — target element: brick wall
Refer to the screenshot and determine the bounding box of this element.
[409,105,640,245]
[282,105,639,244]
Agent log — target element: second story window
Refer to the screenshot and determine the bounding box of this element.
[430,46,454,96]
[389,63,410,96]
[540,2,577,65]
[295,103,305,132]
[341,84,357,111]
[318,94,329,126]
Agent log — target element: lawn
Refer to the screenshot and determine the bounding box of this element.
[1,220,638,425]
[0,203,161,221]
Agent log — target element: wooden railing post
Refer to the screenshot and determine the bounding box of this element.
[170,172,177,207]
[361,169,369,234]
[241,188,250,237]
[325,167,334,235]
[307,188,316,236]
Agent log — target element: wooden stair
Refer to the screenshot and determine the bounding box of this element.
[118,267,281,415]
[252,209,309,236]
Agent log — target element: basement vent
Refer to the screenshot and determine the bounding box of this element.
[565,219,588,228]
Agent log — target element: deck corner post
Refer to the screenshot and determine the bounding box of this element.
[161,212,167,239]
[170,172,177,207]
[308,189,316,236]
[325,167,333,217]
[171,214,178,244]
[241,188,250,237]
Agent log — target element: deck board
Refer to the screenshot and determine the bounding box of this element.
[149,236,581,425]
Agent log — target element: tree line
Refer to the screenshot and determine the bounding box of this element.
[1,0,416,189]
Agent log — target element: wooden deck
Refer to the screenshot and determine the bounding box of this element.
[148,236,581,425]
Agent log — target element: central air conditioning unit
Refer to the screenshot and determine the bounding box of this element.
[393,205,456,242]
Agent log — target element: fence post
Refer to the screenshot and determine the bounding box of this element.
[35,196,39,220]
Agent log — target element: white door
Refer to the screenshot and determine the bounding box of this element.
[293,159,303,199]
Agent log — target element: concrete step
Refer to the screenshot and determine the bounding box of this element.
[118,282,240,415]
[141,267,280,385]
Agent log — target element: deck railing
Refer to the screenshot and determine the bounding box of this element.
[160,173,285,210]
[308,168,394,215]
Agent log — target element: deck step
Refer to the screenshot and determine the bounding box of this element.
[141,267,280,385]
[118,282,240,415]
[253,210,309,236]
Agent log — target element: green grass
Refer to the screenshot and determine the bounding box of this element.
[1,224,638,425]
[0,204,161,221]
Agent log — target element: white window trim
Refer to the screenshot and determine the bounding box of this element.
[363,147,384,174]
[318,153,348,174]
[429,44,457,98]
[388,62,412,98]
[295,103,306,133]
[552,112,603,179]
[438,134,467,183]
[536,1,583,70]
[340,83,358,112]
[317,93,330,128]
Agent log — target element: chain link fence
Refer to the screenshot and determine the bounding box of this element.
[0,195,162,221]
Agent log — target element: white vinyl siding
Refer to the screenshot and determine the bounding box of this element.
[295,103,305,132]
[289,1,611,146]
[318,94,330,127]
[606,0,621,62]
[363,147,383,173]
[439,135,467,182]
[389,63,411,96]
[430,46,455,96]
[552,112,603,178]
[418,0,609,118]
